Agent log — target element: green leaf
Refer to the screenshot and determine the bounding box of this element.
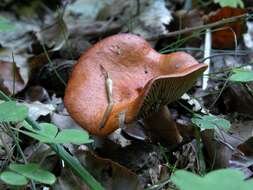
[55,129,93,145]
[0,16,15,31]
[0,101,28,123]
[191,115,230,130]
[19,123,59,143]
[171,169,253,190]
[20,130,55,143]
[214,0,244,8]
[0,89,104,190]
[229,69,253,82]
[0,171,28,186]
[21,121,38,133]
[19,122,92,145]
[40,123,58,138]
[9,163,56,185]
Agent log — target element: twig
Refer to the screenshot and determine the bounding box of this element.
[148,13,249,41]
[200,52,247,62]
[41,42,67,86]
[0,126,12,161]
[209,78,229,108]
[11,51,16,96]
[0,90,104,190]
[99,65,114,129]
[6,123,37,190]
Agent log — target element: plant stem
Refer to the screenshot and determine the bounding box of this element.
[0,90,104,190]
[149,13,249,41]
[7,127,37,190]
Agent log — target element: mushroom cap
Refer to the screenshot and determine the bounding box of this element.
[64,34,207,136]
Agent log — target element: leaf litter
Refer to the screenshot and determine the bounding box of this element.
[0,0,253,190]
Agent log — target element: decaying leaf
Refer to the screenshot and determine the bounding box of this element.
[220,83,253,118]
[75,150,141,190]
[97,0,172,40]
[202,120,253,168]
[129,0,172,39]
[36,16,69,51]
[0,60,25,95]
[52,165,90,190]
[21,101,55,120]
[207,7,247,49]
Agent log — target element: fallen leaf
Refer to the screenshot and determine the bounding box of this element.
[21,101,55,120]
[75,150,142,190]
[207,7,247,49]
[0,60,26,95]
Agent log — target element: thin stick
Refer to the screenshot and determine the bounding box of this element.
[11,51,16,96]
[148,13,249,41]
[7,124,37,190]
[0,90,104,190]
[99,65,114,129]
[200,52,246,62]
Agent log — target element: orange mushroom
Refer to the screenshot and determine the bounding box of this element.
[64,34,207,144]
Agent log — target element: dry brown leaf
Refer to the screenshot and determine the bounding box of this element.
[75,150,142,190]
[0,60,25,95]
[207,7,247,49]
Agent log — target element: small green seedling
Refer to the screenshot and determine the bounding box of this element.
[20,122,93,145]
[214,0,244,8]
[0,16,15,31]
[191,114,230,130]
[171,168,253,190]
[0,101,28,123]
[0,163,56,186]
[229,68,253,82]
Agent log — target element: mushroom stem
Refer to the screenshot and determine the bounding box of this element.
[143,105,182,146]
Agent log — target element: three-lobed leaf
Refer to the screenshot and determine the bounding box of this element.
[20,122,93,145]
[214,0,244,8]
[0,101,28,123]
[0,171,28,186]
[0,16,15,31]
[171,169,253,190]
[55,129,93,145]
[9,163,56,185]
[229,69,253,82]
[191,114,230,130]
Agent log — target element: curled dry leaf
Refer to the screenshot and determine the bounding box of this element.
[130,0,172,40]
[0,47,31,95]
[21,101,55,120]
[167,9,204,46]
[0,60,25,95]
[207,7,247,49]
[64,0,111,22]
[52,165,90,190]
[97,0,172,40]
[220,83,253,118]
[237,137,253,157]
[229,153,253,179]
[36,16,69,51]
[96,142,163,188]
[75,150,141,190]
[243,21,253,50]
[202,119,253,168]
[25,86,50,103]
